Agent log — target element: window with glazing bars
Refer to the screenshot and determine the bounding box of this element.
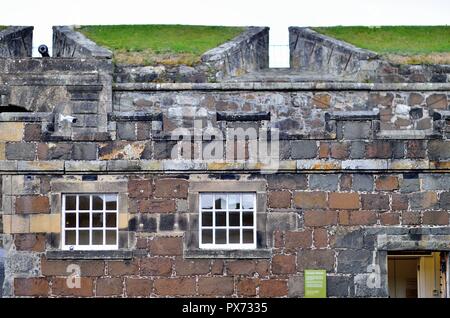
[62,194,118,250]
[199,193,256,249]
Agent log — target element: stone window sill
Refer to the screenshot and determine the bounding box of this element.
[184,249,271,259]
[46,250,133,260]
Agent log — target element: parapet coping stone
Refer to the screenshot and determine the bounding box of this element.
[0,159,448,174]
[113,82,450,91]
[201,27,269,63]
[53,26,113,59]
[0,26,33,41]
[289,27,379,60]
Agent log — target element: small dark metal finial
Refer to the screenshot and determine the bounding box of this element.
[38,44,50,57]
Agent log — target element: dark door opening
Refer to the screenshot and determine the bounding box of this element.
[388,251,448,298]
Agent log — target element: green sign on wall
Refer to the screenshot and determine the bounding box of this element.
[304,269,327,298]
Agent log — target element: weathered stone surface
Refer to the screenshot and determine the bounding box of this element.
[6,143,35,160]
[297,250,335,271]
[352,174,373,192]
[309,174,338,191]
[293,192,327,209]
[268,191,291,209]
[72,143,97,160]
[426,93,447,109]
[328,192,360,210]
[337,249,371,273]
[291,140,317,159]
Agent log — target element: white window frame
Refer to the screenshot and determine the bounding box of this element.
[199,192,257,250]
[62,193,119,251]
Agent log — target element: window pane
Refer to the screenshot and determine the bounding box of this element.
[228,194,240,209]
[243,229,254,244]
[229,229,240,243]
[242,194,254,210]
[215,229,226,244]
[201,194,213,209]
[79,230,90,245]
[65,196,76,211]
[65,230,76,245]
[243,212,254,226]
[106,213,117,227]
[92,230,103,245]
[79,213,90,228]
[214,195,226,210]
[229,212,240,226]
[92,213,103,227]
[105,195,117,210]
[215,212,226,226]
[202,229,212,244]
[79,196,90,210]
[105,230,117,245]
[201,212,212,227]
[65,213,76,228]
[92,195,103,211]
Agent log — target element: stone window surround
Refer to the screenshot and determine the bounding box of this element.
[184,180,271,259]
[46,180,133,260]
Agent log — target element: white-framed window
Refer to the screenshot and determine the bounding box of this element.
[199,192,257,250]
[62,194,119,251]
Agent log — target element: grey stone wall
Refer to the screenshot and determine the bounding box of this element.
[0,57,113,136]
[52,26,112,58]
[0,27,33,58]
[289,27,380,80]
[114,27,269,83]
[289,27,450,84]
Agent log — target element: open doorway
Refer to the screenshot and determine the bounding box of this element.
[388,251,449,298]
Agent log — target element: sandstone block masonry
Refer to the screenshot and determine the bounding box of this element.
[0,25,450,298]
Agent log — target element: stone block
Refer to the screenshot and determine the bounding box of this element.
[140,257,172,276]
[297,250,335,271]
[285,230,313,249]
[117,122,136,140]
[15,195,49,214]
[259,279,288,297]
[293,192,327,209]
[328,193,360,210]
[361,194,389,210]
[0,122,24,141]
[96,277,124,296]
[148,236,182,256]
[125,278,152,297]
[268,191,291,209]
[72,143,97,160]
[337,249,371,273]
[198,277,234,296]
[375,176,399,191]
[342,122,371,140]
[272,254,296,274]
[288,274,304,297]
[291,140,317,159]
[14,278,49,296]
[6,142,35,160]
[29,214,60,233]
[304,211,338,227]
[352,174,373,192]
[309,174,338,191]
[154,278,195,296]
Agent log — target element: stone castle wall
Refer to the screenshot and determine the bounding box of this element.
[0,25,449,298]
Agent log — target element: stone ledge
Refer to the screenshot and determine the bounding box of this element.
[46,250,132,260]
[0,159,448,174]
[113,82,450,91]
[0,112,53,122]
[184,249,271,259]
[289,27,378,60]
[325,110,379,121]
[217,111,270,122]
[108,111,163,122]
[52,26,112,59]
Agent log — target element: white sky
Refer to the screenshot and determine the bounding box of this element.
[1,0,449,56]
